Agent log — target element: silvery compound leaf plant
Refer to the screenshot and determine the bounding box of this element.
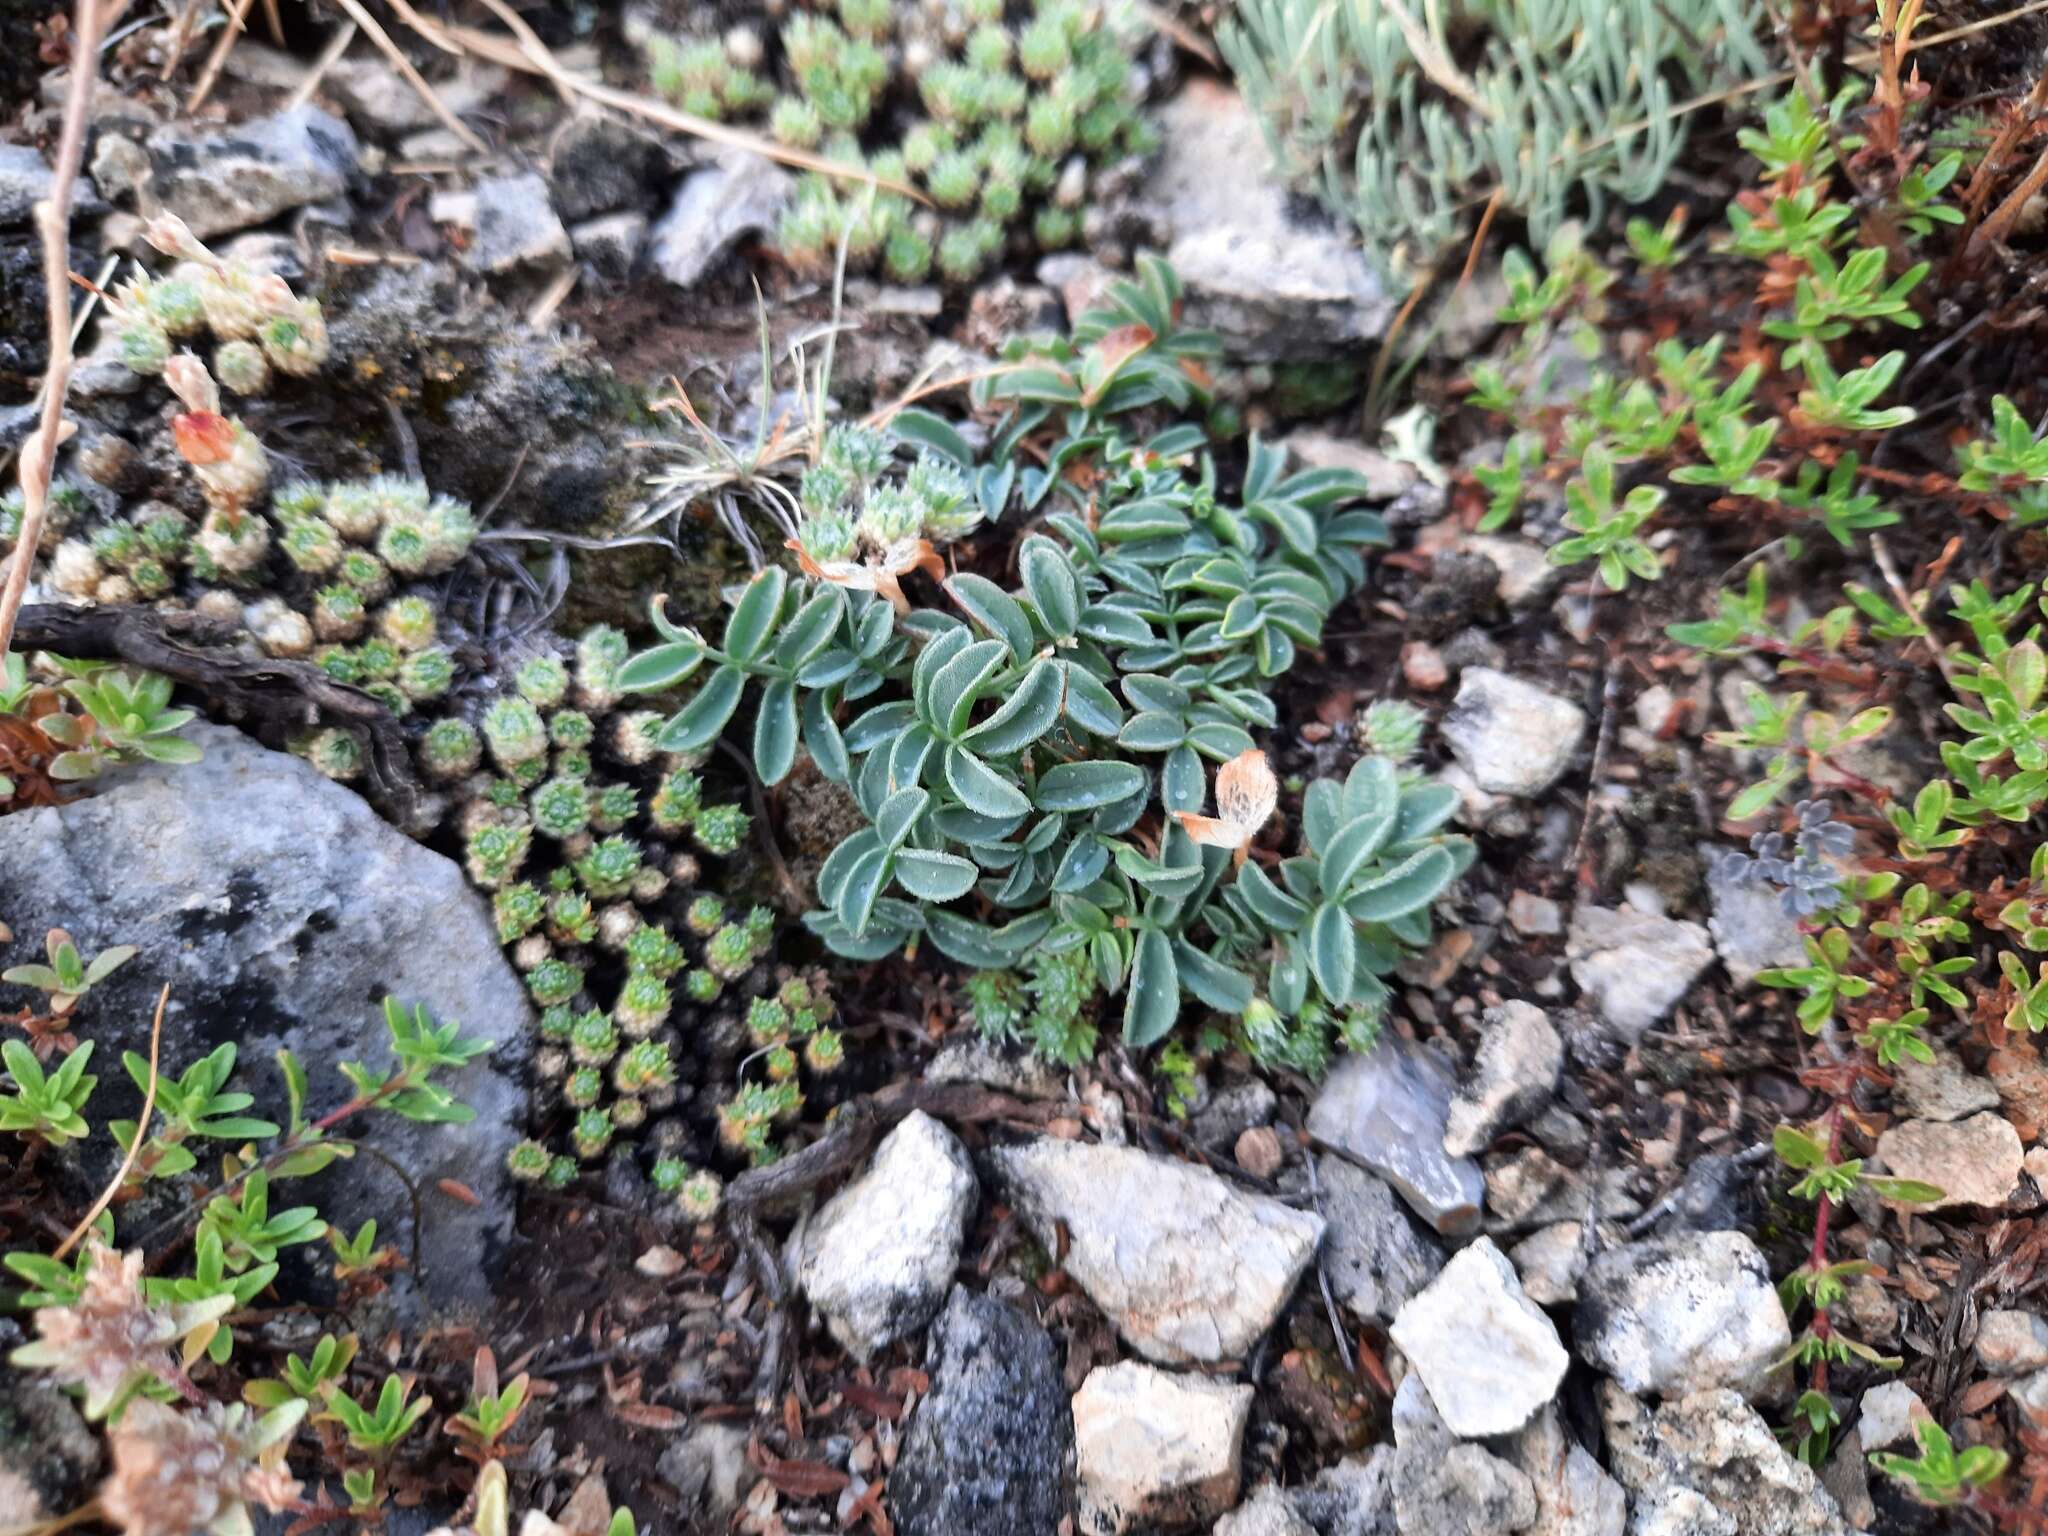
[619,260,1472,1065]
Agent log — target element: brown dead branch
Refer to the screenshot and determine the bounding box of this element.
[0,0,115,661]
[10,604,420,817]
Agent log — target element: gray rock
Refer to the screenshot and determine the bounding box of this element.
[1873,1112,2023,1209]
[0,724,530,1312]
[1575,1231,1791,1401]
[1389,1369,1451,1446]
[985,1138,1323,1364]
[1190,1077,1279,1151]
[1290,1449,1397,1536]
[649,151,794,289]
[1979,1309,2048,1375]
[1308,1038,1485,1236]
[1703,845,1806,987]
[327,58,503,135]
[796,1111,977,1361]
[1317,1154,1446,1323]
[1819,1429,1875,1532]
[924,1035,1065,1099]
[1390,1237,1568,1438]
[1442,668,1587,798]
[1510,1222,1589,1306]
[1508,891,1565,937]
[1389,1437,1538,1536]
[1484,1146,1640,1233]
[1505,1404,1626,1536]
[1599,1384,1849,1536]
[892,1287,1073,1536]
[1280,432,1418,501]
[1215,1483,1316,1536]
[1143,79,1393,359]
[1072,1360,1250,1535]
[547,112,684,222]
[0,1318,102,1526]
[140,106,358,238]
[1444,1002,1563,1157]
[0,144,56,227]
[465,172,571,274]
[570,210,649,281]
[655,1422,756,1521]
[1566,905,1714,1043]
[1854,1381,1929,1453]
[1458,533,1560,608]
[1891,1046,2001,1124]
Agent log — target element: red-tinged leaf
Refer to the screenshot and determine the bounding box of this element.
[436,1179,481,1207]
[758,1454,850,1498]
[171,411,235,465]
[1959,1377,2009,1415]
[842,1380,908,1422]
[884,1367,930,1399]
[850,1477,894,1536]
[613,1401,689,1431]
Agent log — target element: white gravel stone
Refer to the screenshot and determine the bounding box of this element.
[1574,1231,1791,1401]
[1855,1381,1930,1453]
[987,1138,1323,1364]
[1874,1112,2023,1209]
[1566,904,1714,1043]
[795,1112,976,1362]
[1441,667,1587,798]
[1444,1001,1564,1158]
[1073,1361,1251,1535]
[1389,1237,1569,1438]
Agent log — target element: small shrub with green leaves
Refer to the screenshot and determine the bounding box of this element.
[642,0,1152,283]
[620,261,1464,1064]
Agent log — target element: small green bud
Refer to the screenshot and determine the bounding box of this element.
[516,653,571,708]
[506,1140,552,1181]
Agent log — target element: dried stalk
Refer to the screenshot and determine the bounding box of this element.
[185,0,255,113]
[0,0,111,662]
[51,986,166,1261]
[328,0,490,155]
[385,0,929,200]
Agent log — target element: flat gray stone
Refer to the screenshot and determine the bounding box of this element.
[0,724,530,1314]
[1505,1404,1626,1536]
[649,150,793,290]
[466,172,571,274]
[1317,1154,1446,1323]
[1891,1046,2001,1124]
[0,143,56,226]
[141,105,358,238]
[1145,79,1393,359]
[1567,904,1714,1043]
[1703,842,1806,987]
[1309,1038,1485,1236]
[892,1287,1074,1536]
